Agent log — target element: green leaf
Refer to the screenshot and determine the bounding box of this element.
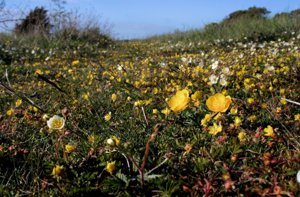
[115,172,129,187]
[138,174,163,182]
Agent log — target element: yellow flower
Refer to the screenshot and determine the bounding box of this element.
[65,144,76,153]
[104,112,112,121]
[191,91,202,101]
[15,99,22,107]
[34,69,43,75]
[247,115,257,123]
[206,93,232,113]
[193,100,200,107]
[83,92,90,101]
[144,98,153,105]
[221,89,228,96]
[238,131,247,142]
[71,60,80,66]
[112,136,120,146]
[33,106,38,113]
[230,107,238,115]
[88,135,95,144]
[247,98,254,104]
[134,100,143,107]
[167,89,190,113]
[47,115,65,130]
[6,108,14,116]
[161,107,171,116]
[201,114,212,126]
[152,109,159,114]
[152,88,159,94]
[106,161,116,174]
[213,113,222,120]
[280,98,287,105]
[295,114,300,121]
[208,122,222,135]
[51,165,63,177]
[234,117,242,127]
[111,93,117,102]
[264,125,274,137]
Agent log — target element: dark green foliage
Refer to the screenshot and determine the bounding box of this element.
[14,7,51,36]
[0,44,12,65]
[290,9,300,17]
[224,6,270,22]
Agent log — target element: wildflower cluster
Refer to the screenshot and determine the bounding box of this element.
[0,34,300,196]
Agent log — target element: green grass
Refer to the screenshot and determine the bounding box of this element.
[147,14,300,44]
[0,17,300,196]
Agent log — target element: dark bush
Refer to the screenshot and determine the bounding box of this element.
[14,7,51,36]
[224,7,270,22]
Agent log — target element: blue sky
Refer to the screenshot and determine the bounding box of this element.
[3,0,300,39]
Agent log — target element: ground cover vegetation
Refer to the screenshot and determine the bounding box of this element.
[0,5,300,196]
[149,7,300,44]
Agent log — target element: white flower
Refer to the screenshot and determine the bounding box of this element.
[47,115,65,130]
[219,76,228,86]
[267,65,275,71]
[209,74,219,85]
[106,138,114,145]
[179,64,184,70]
[297,170,300,183]
[222,67,230,75]
[160,62,166,68]
[255,74,262,79]
[211,61,219,70]
[117,64,123,71]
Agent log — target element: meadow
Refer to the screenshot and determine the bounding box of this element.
[0,31,300,196]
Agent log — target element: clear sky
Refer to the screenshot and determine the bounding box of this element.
[3,0,300,39]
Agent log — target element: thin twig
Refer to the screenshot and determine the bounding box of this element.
[121,153,131,173]
[37,74,66,93]
[0,81,46,112]
[145,157,169,176]
[140,124,161,171]
[5,69,11,87]
[141,107,149,125]
[282,98,300,106]
[127,124,162,187]
[0,18,23,23]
